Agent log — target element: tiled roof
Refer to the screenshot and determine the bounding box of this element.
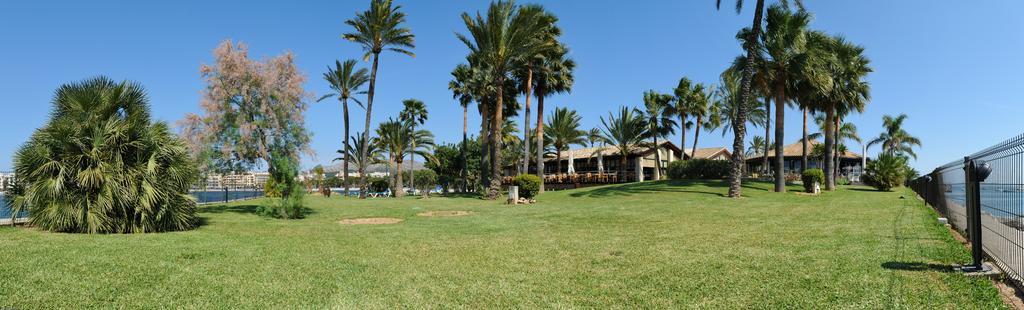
[747,139,862,159]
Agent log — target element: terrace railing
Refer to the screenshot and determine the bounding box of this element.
[910,133,1024,281]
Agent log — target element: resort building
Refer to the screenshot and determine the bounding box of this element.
[684,147,732,161]
[745,140,865,176]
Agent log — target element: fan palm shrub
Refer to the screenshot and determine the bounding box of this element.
[545,107,586,175]
[8,77,198,233]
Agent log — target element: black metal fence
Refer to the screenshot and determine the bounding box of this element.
[910,133,1024,280]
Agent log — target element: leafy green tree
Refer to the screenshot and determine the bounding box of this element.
[399,99,428,191]
[317,59,369,197]
[599,106,650,181]
[10,77,198,233]
[641,91,677,180]
[344,0,415,198]
[545,107,586,175]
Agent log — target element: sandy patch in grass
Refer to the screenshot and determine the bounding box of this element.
[338,217,404,225]
[417,211,474,217]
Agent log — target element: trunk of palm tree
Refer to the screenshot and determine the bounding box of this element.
[409,123,416,195]
[834,116,841,184]
[619,151,628,182]
[680,115,688,160]
[692,115,703,160]
[488,77,506,200]
[522,68,533,175]
[342,97,351,197]
[461,105,468,193]
[535,86,547,193]
[394,158,404,198]
[653,136,662,180]
[824,107,835,191]
[556,148,563,175]
[480,102,491,190]
[728,0,766,198]
[773,85,786,193]
[801,108,808,172]
[359,52,380,199]
[763,96,771,175]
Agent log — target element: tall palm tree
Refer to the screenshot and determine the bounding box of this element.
[533,47,575,192]
[642,91,677,180]
[514,5,562,176]
[449,64,474,192]
[822,36,871,189]
[599,106,650,182]
[686,84,712,158]
[10,77,198,233]
[545,107,586,175]
[760,4,816,192]
[335,132,384,191]
[344,0,415,198]
[716,0,804,197]
[867,114,920,159]
[671,77,695,160]
[399,99,428,192]
[458,0,552,199]
[318,59,370,197]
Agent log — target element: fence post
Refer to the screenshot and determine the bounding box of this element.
[962,157,992,272]
[224,187,229,204]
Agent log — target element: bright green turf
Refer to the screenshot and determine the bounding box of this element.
[0,181,1006,308]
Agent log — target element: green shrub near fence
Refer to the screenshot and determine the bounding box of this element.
[801,169,824,193]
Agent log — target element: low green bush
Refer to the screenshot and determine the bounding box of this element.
[413,169,438,197]
[863,153,910,191]
[801,169,824,193]
[667,159,731,180]
[369,178,390,193]
[513,174,542,199]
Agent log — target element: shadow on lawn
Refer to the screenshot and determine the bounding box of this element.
[200,204,261,214]
[567,180,771,198]
[881,261,954,273]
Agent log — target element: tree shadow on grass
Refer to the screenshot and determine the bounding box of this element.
[199,204,261,214]
[568,180,735,198]
[847,187,886,192]
[881,261,954,273]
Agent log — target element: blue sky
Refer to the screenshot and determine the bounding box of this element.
[2,0,1023,172]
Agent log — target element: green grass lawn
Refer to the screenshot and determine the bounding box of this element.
[0,181,1006,308]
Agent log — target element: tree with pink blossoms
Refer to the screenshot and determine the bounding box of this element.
[180,40,312,218]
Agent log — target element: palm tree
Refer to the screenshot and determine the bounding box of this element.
[599,106,650,182]
[449,64,474,192]
[533,47,575,192]
[399,99,428,192]
[760,4,817,192]
[458,0,552,199]
[716,68,767,140]
[335,132,384,192]
[545,107,586,175]
[376,118,434,198]
[514,5,562,176]
[10,77,198,233]
[867,114,920,159]
[716,0,804,197]
[686,85,713,158]
[816,35,871,189]
[344,0,415,198]
[748,135,769,158]
[671,77,695,160]
[642,91,677,180]
[318,59,370,197]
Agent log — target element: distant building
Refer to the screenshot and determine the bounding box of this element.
[0,172,14,192]
[508,141,689,182]
[745,139,865,175]
[201,171,269,189]
[684,147,732,161]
